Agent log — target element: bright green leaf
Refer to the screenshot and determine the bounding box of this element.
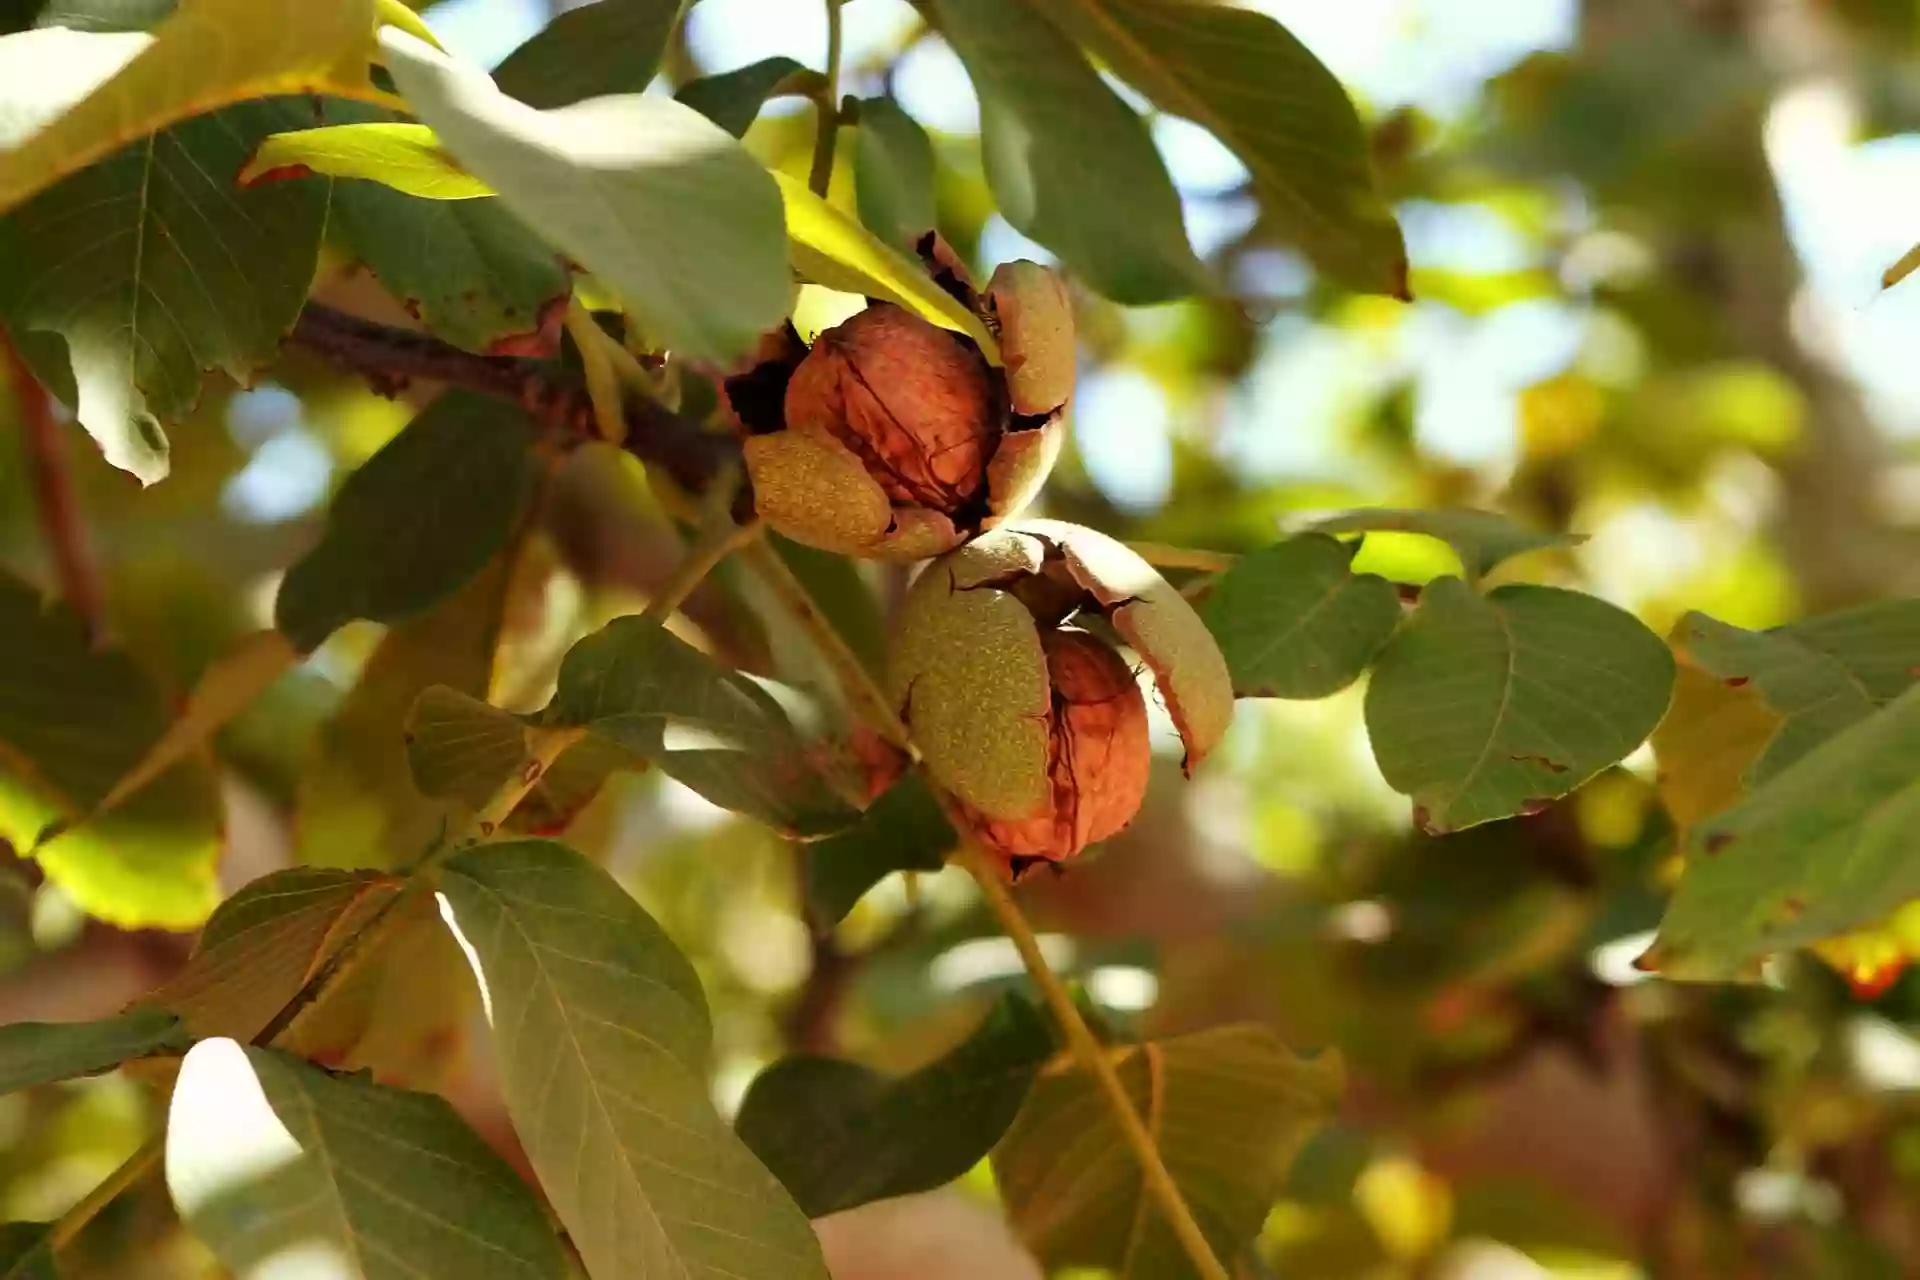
[993,1025,1341,1278]
[1311,508,1580,583]
[804,774,953,926]
[316,101,569,353]
[0,0,376,212]
[297,554,511,869]
[1027,0,1409,297]
[737,994,1051,1216]
[241,120,490,198]
[0,98,328,483]
[677,56,819,138]
[1674,602,1920,783]
[1650,684,1920,982]
[380,26,791,364]
[1201,533,1402,698]
[926,0,1205,303]
[274,391,535,652]
[544,614,858,835]
[0,1008,184,1093]
[776,171,999,358]
[167,1039,568,1278]
[0,571,221,928]
[1364,578,1674,833]
[144,868,400,1042]
[435,840,829,1279]
[853,95,936,251]
[492,0,685,109]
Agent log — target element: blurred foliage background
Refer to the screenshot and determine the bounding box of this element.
[9,0,1920,1275]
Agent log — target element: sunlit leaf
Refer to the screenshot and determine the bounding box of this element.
[492,0,684,109]
[1027,0,1408,297]
[543,614,858,835]
[926,0,1206,303]
[0,572,221,928]
[1650,661,1781,835]
[1674,602,1920,782]
[0,0,376,213]
[1201,533,1402,699]
[1650,684,1920,981]
[1310,508,1579,583]
[380,27,791,364]
[804,774,953,926]
[852,95,936,251]
[0,1008,185,1093]
[241,120,490,198]
[435,839,829,1279]
[144,868,400,1042]
[776,172,1000,358]
[274,391,535,652]
[297,554,511,869]
[1364,578,1674,833]
[0,97,327,483]
[993,1025,1341,1278]
[167,1039,568,1278]
[738,994,1050,1216]
[678,56,818,138]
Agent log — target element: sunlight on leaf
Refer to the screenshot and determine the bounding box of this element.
[241,121,491,199]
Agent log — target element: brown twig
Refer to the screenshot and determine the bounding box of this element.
[287,304,741,499]
[4,335,108,645]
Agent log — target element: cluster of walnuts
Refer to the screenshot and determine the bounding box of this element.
[725,238,1231,876]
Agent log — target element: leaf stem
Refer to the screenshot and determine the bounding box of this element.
[41,1135,162,1257]
[958,848,1230,1280]
[644,516,765,625]
[1126,541,1236,575]
[4,337,107,647]
[467,725,588,840]
[808,0,844,197]
[737,538,910,751]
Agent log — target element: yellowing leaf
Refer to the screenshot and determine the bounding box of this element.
[774,172,1000,361]
[1883,241,1920,292]
[1651,660,1781,837]
[241,122,492,199]
[0,0,383,214]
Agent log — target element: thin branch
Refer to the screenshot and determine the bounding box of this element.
[808,0,845,197]
[643,516,765,625]
[4,336,107,645]
[44,1136,162,1255]
[287,304,741,499]
[959,847,1230,1280]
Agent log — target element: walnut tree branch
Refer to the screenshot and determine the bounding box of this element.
[286,303,742,499]
[4,334,108,646]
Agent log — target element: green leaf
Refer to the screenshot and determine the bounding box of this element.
[0,1008,184,1093]
[993,1025,1341,1278]
[297,553,511,868]
[1649,684,1920,982]
[1310,508,1579,583]
[379,27,790,365]
[241,120,490,198]
[677,56,819,138]
[0,1224,54,1280]
[1674,602,1920,783]
[0,98,328,483]
[926,0,1204,303]
[1364,578,1674,833]
[1201,534,1402,699]
[804,774,954,926]
[737,994,1051,1216]
[0,571,221,928]
[492,0,685,109]
[144,868,400,1042]
[776,171,999,358]
[273,391,534,652]
[1026,0,1408,297]
[435,840,829,1279]
[544,615,857,835]
[852,95,936,250]
[167,1039,568,1278]
[0,0,375,213]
